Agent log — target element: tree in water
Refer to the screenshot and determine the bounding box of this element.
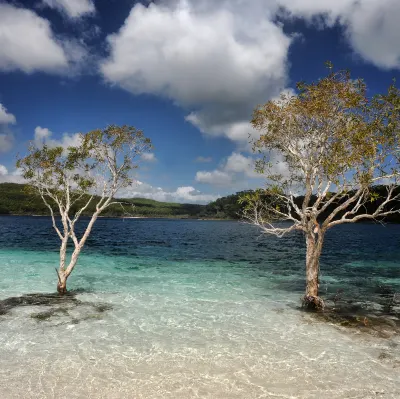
[17,125,152,294]
[241,66,400,310]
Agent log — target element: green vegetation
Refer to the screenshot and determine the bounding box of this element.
[0,183,203,218]
[199,191,251,219]
[2,183,399,222]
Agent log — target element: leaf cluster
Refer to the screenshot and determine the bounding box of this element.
[16,125,153,216]
[252,67,400,188]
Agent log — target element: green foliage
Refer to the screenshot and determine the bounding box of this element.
[252,66,400,190]
[16,125,153,215]
[16,142,95,196]
[238,188,288,223]
[81,125,153,188]
[249,65,400,232]
[200,192,252,219]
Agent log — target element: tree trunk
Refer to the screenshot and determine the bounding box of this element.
[55,213,99,295]
[303,232,324,310]
[56,270,68,295]
[57,235,69,295]
[56,250,81,295]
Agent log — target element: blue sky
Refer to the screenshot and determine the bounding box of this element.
[0,0,399,203]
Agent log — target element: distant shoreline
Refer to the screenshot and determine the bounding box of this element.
[0,214,394,223]
[0,213,235,221]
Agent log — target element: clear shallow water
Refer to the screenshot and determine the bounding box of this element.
[0,216,399,398]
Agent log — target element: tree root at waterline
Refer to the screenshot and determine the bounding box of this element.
[302,295,325,311]
[55,268,68,295]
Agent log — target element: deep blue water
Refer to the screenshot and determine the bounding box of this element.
[1,216,399,305]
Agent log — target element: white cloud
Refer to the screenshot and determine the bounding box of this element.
[34,126,81,149]
[0,3,87,74]
[99,0,400,152]
[277,0,400,69]
[187,88,296,148]
[195,170,233,187]
[0,103,16,153]
[196,152,260,187]
[224,152,258,177]
[276,0,352,22]
[0,165,25,184]
[0,104,16,125]
[344,1,400,69]
[101,0,291,143]
[141,152,157,162]
[34,126,51,142]
[0,165,8,176]
[42,0,95,19]
[195,150,292,194]
[119,181,219,204]
[187,116,261,150]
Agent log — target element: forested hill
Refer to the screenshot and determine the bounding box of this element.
[0,183,203,218]
[0,183,244,219]
[1,183,400,222]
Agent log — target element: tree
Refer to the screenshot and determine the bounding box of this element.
[241,66,400,309]
[17,125,152,294]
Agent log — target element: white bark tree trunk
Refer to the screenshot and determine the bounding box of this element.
[304,230,324,309]
[56,212,100,294]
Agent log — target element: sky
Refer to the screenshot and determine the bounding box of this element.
[0,0,400,204]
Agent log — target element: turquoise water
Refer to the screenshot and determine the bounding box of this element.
[0,216,399,398]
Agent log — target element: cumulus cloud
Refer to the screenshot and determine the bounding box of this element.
[101,0,291,142]
[187,116,261,149]
[0,164,8,176]
[277,0,400,70]
[0,103,16,153]
[188,88,296,148]
[195,150,292,193]
[343,1,400,69]
[42,0,95,19]
[0,104,16,125]
[141,153,157,162]
[195,170,233,187]
[0,165,24,184]
[0,3,87,74]
[224,152,259,177]
[119,181,219,204]
[196,152,260,187]
[100,0,400,152]
[34,126,81,149]
[34,126,51,143]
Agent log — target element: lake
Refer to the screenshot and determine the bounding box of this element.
[0,216,399,398]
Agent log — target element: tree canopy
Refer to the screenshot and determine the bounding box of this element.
[245,67,400,235]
